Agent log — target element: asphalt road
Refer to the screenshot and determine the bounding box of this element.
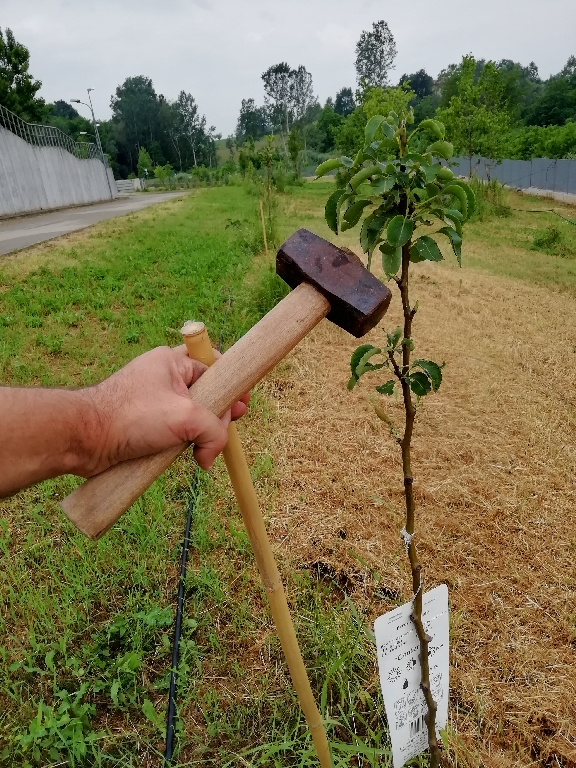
[0,192,188,256]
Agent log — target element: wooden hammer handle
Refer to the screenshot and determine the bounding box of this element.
[60,283,330,539]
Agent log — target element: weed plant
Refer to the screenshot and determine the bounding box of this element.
[468,178,511,221]
[531,222,575,258]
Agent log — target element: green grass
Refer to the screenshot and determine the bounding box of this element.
[0,187,390,767]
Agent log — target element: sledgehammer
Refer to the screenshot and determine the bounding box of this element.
[60,228,391,535]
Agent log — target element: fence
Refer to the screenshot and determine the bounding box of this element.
[0,105,116,217]
[0,104,103,162]
[451,156,576,199]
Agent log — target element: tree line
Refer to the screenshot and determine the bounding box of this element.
[232,20,576,168]
[1,21,575,182]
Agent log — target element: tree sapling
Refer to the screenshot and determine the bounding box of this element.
[316,108,475,767]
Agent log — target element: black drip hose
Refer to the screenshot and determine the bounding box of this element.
[164,470,199,765]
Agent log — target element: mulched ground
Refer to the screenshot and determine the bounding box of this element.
[243,258,576,767]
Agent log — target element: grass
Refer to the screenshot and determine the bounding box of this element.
[1,179,575,767]
[0,186,391,766]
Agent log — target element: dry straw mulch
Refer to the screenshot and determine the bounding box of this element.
[247,260,576,767]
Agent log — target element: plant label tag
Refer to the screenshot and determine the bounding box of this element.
[374,584,449,768]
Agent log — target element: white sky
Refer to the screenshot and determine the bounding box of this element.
[2,0,575,135]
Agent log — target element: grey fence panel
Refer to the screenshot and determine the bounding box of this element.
[569,162,576,195]
[555,159,571,194]
[530,158,554,190]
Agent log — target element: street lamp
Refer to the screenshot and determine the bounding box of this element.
[71,89,113,198]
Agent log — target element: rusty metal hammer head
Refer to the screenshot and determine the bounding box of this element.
[276,228,392,337]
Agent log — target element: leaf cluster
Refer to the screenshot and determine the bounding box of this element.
[347,330,443,400]
[315,113,475,279]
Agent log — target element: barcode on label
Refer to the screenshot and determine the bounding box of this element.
[409,715,426,738]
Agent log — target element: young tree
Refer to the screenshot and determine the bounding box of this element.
[287,126,304,175]
[137,147,153,178]
[0,27,45,121]
[315,108,475,768]
[334,87,355,117]
[355,20,397,89]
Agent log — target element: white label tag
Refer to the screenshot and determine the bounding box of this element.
[374,584,449,768]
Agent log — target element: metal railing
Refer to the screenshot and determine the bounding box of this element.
[0,103,106,163]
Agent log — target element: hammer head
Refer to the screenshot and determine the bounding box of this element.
[277,229,392,337]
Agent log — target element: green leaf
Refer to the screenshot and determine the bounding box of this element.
[349,165,382,191]
[410,235,443,263]
[350,344,376,377]
[376,380,395,396]
[380,121,395,139]
[436,166,454,182]
[340,155,354,167]
[427,140,454,160]
[360,211,394,254]
[409,371,431,397]
[386,216,413,247]
[325,188,346,234]
[438,226,463,264]
[444,208,463,236]
[413,359,443,391]
[441,184,468,220]
[357,347,383,374]
[365,115,386,144]
[418,119,445,139]
[371,175,396,195]
[449,179,476,216]
[142,699,164,731]
[342,199,372,230]
[110,679,120,707]
[380,242,402,279]
[386,326,402,349]
[315,158,343,178]
[425,182,440,199]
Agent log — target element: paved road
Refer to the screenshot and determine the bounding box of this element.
[0,192,189,256]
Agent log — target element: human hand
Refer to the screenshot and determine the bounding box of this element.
[81,345,250,475]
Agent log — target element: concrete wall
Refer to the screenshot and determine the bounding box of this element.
[0,125,116,217]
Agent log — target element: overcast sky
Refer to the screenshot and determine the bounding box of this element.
[3,0,575,135]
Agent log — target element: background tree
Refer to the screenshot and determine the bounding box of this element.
[0,27,45,121]
[290,65,315,125]
[334,87,355,117]
[354,20,397,89]
[110,76,162,175]
[262,62,293,137]
[524,56,576,126]
[437,56,511,174]
[235,98,269,144]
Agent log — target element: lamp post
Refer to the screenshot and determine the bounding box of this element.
[71,89,114,198]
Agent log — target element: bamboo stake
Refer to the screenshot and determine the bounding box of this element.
[180,320,332,768]
[259,198,269,263]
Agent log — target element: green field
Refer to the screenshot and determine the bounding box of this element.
[1,182,575,767]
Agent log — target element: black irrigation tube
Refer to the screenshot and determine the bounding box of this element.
[164,469,199,766]
[512,208,576,226]
[164,295,233,765]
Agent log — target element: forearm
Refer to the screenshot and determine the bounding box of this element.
[0,386,102,497]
